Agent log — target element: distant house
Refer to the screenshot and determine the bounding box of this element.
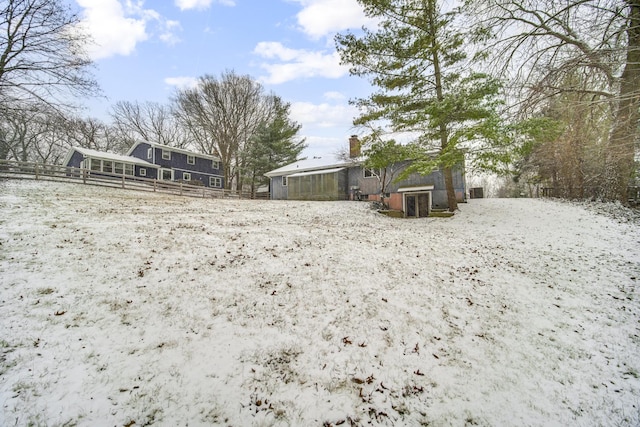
[64,143,224,188]
[265,136,466,217]
[63,146,159,178]
[127,142,223,188]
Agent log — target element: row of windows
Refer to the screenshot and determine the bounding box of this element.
[88,159,134,175]
[281,168,379,186]
[147,147,220,169]
[142,168,222,188]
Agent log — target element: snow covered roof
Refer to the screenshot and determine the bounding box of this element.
[265,156,360,177]
[63,147,158,167]
[287,167,346,178]
[127,141,220,161]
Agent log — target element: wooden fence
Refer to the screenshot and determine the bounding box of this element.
[0,160,269,200]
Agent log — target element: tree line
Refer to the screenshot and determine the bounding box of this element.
[335,0,639,206]
[0,0,305,192]
[2,0,638,203]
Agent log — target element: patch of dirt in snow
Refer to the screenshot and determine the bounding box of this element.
[0,180,639,426]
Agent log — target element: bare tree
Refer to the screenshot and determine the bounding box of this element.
[472,0,639,202]
[110,101,190,149]
[0,0,99,111]
[173,71,276,190]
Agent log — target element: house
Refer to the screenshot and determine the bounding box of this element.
[265,136,466,217]
[63,146,159,178]
[127,142,223,188]
[64,142,224,188]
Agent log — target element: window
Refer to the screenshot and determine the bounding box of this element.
[103,160,113,173]
[115,162,124,175]
[160,169,173,181]
[282,176,288,186]
[90,158,101,171]
[162,149,171,160]
[140,168,147,177]
[147,147,153,159]
[364,168,378,178]
[210,176,222,188]
[183,172,191,181]
[212,160,220,170]
[125,164,134,176]
[187,155,195,165]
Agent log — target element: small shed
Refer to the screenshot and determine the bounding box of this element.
[398,185,434,218]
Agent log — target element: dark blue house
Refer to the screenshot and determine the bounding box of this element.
[127,142,223,188]
[64,143,224,188]
[63,146,159,178]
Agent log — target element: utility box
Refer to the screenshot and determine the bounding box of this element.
[469,187,484,199]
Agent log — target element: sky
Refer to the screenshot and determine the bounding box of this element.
[73,0,377,158]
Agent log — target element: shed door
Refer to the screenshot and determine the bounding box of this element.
[405,192,430,218]
[406,195,417,217]
[417,194,430,217]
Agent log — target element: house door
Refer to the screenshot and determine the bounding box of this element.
[159,168,173,181]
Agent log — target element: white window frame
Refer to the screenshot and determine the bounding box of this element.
[139,168,147,177]
[210,176,222,188]
[103,160,113,173]
[90,158,101,171]
[125,164,134,176]
[364,168,378,178]
[147,147,153,159]
[212,160,220,170]
[159,168,174,181]
[114,162,124,175]
[162,149,171,160]
[187,155,195,165]
[183,172,191,181]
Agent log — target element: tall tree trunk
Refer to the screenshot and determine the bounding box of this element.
[605,0,640,202]
[428,0,458,212]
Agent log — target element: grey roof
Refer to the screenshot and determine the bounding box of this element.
[265,156,361,178]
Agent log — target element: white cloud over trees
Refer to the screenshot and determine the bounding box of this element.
[253,42,348,84]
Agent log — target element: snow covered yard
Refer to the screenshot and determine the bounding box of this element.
[0,180,639,427]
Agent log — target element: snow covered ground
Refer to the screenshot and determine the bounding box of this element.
[0,179,639,426]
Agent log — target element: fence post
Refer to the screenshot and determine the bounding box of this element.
[180,182,183,196]
[122,175,125,189]
[153,180,157,192]
[34,163,39,180]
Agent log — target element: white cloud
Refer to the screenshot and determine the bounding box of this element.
[253,42,349,84]
[291,0,374,39]
[76,0,147,59]
[77,0,182,59]
[159,20,183,46]
[291,101,358,130]
[164,76,199,89]
[323,91,346,101]
[175,0,235,11]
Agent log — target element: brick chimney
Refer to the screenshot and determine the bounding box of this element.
[349,135,361,158]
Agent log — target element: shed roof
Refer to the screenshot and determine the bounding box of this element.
[397,185,435,192]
